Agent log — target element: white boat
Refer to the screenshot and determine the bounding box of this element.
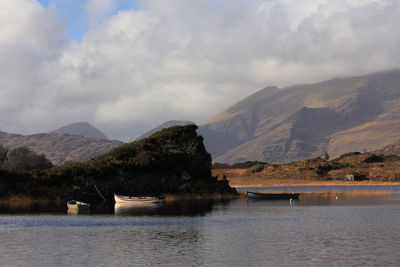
[67,200,90,210]
[114,194,164,204]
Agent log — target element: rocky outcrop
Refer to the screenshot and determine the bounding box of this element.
[136,120,195,140]
[213,152,400,185]
[0,131,123,166]
[0,125,237,202]
[331,152,384,166]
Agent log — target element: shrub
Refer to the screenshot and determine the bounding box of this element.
[3,147,53,171]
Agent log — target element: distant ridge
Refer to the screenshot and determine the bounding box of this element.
[136,120,195,140]
[51,122,108,140]
[200,69,400,163]
[0,131,122,166]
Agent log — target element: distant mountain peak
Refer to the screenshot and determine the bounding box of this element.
[51,122,108,140]
[199,69,400,164]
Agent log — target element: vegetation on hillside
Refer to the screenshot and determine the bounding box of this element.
[213,161,268,169]
[0,145,53,171]
[0,125,236,202]
[213,152,400,186]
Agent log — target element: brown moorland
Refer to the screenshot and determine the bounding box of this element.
[213,152,400,188]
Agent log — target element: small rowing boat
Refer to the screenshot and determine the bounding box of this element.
[67,200,90,210]
[114,194,164,204]
[246,191,300,200]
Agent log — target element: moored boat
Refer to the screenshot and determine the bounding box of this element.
[114,194,165,204]
[67,200,90,210]
[246,191,300,200]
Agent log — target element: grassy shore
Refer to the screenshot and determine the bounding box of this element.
[230,179,400,188]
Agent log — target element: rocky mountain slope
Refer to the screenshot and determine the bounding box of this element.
[51,122,109,140]
[200,70,400,163]
[0,131,122,166]
[375,142,400,156]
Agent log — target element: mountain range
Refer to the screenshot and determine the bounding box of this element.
[0,123,121,165]
[200,70,400,163]
[1,70,400,165]
[141,70,400,163]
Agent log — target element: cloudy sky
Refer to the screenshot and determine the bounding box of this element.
[1,0,399,140]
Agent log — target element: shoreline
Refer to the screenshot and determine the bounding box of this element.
[0,192,239,206]
[230,180,400,188]
[2,182,399,206]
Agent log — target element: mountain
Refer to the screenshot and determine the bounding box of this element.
[200,70,400,163]
[375,142,400,156]
[51,122,108,140]
[0,131,122,165]
[136,120,195,140]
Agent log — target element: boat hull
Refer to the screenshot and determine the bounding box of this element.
[114,194,164,204]
[246,191,300,200]
[67,200,90,210]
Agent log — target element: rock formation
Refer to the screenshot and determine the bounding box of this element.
[136,120,195,140]
[0,125,237,202]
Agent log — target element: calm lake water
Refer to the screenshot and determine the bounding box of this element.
[1,185,400,266]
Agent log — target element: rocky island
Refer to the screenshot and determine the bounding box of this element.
[0,125,236,204]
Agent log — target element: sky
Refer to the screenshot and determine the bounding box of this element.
[1,0,400,140]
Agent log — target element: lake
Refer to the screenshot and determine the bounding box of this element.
[1,185,400,266]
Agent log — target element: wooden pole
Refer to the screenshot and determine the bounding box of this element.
[93,181,106,201]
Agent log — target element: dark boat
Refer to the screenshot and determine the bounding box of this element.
[246,191,300,200]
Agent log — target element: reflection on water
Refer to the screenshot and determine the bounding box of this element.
[1,185,400,266]
[114,203,160,215]
[114,200,217,216]
[67,209,90,216]
[0,202,65,215]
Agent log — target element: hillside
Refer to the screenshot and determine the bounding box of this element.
[0,131,122,166]
[200,70,400,163]
[213,152,400,187]
[375,142,400,156]
[51,122,109,140]
[0,125,236,203]
[136,120,194,140]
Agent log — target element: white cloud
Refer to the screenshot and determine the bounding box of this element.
[85,0,116,27]
[1,0,400,140]
[0,0,65,132]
